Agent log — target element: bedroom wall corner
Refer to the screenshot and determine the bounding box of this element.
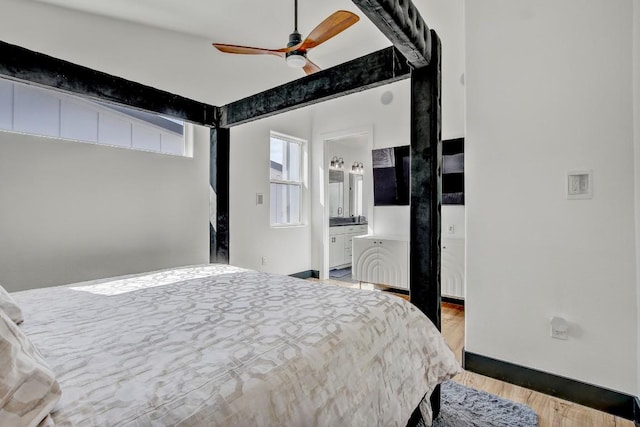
[0,124,210,291]
[465,0,638,396]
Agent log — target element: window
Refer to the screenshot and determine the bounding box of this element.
[270,132,304,226]
[0,77,186,156]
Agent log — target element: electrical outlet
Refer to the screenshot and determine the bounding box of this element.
[551,328,568,340]
[261,256,267,266]
[567,170,593,199]
[550,317,568,340]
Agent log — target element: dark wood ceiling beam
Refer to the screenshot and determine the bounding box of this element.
[217,46,410,128]
[351,0,432,68]
[0,40,217,126]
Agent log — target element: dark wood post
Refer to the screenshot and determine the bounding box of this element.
[410,29,442,418]
[210,126,230,264]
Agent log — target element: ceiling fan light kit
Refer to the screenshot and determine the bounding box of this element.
[212,0,359,75]
[285,31,307,68]
[286,53,307,68]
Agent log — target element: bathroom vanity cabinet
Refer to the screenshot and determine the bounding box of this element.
[329,224,368,269]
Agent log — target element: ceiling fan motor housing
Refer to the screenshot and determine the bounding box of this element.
[285,31,308,67]
[287,31,303,48]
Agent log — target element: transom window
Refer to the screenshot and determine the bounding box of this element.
[0,77,186,156]
[270,132,304,226]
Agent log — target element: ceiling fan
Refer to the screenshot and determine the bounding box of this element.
[212,0,359,75]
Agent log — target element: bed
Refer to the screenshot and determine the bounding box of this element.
[2,264,459,426]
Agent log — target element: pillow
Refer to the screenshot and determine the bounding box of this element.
[0,284,24,324]
[0,310,61,427]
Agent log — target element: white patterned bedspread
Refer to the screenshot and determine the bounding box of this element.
[13,264,460,426]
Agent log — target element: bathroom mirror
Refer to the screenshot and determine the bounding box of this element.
[329,169,344,217]
[349,173,363,217]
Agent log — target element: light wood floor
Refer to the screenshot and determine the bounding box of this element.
[437,302,634,427]
[320,279,635,427]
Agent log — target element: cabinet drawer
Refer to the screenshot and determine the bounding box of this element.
[329,226,344,236]
[344,224,368,234]
[352,224,367,234]
[330,224,367,236]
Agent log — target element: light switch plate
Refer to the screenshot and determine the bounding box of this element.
[566,170,592,200]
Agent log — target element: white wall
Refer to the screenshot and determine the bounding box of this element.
[465,0,638,394]
[441,205,465,239]
[229,109,312,275]
[230,36,466,277]
[0,125,210,291]
[417,0,466,139]
[634,0,640,398]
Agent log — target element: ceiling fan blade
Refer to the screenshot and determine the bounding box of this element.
[303,59,321,75]
[300,10,359,51]
[212,43,288,58]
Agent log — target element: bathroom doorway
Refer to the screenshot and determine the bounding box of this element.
[321,127,373,281]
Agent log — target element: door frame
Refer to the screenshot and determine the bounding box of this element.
[320,125,373,280]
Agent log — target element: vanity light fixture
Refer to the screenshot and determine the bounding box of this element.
[330,156,344,169]
[351,161,364,174]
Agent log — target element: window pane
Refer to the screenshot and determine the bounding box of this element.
[270,137,284,180]
[98,113,132,148]
[0,79,13,130]
[288,141,301,182]
[270,132,303,226]
[271,136,301,182]
[270,183,301,225]
[288,184,301,223]
[61,100,99,142]
[14,85,60,138]
[270,183,285,224]
[161,133,185,156]
[132,124,161,152]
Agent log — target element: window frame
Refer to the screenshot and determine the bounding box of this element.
[269,131,305,227]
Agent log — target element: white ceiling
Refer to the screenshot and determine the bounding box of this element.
[3,0,464,111]
[25,0,392,105]
[33,0,373,44]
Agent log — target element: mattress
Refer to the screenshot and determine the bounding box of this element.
[12,264,460,426]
